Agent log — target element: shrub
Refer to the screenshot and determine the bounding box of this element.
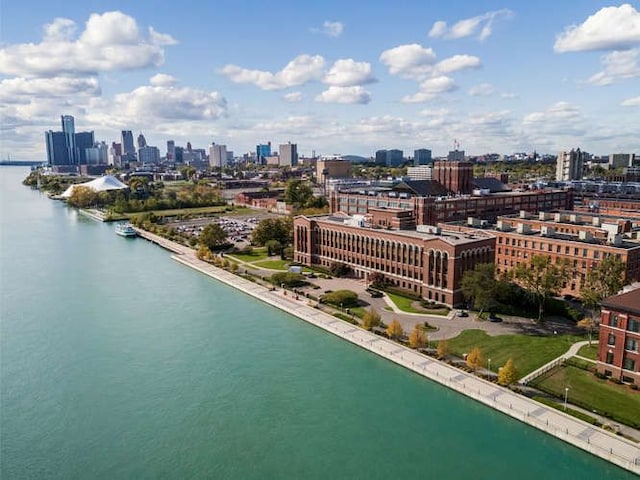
[321,290,359,308]
[270,272,306,287]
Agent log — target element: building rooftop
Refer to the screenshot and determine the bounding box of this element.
[601,288,640,316]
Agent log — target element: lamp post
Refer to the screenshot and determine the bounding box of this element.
[564,387,569,411]
[488,358,492,376]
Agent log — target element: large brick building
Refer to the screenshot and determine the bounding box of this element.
[597,288,640,385]
[293,209,494,307]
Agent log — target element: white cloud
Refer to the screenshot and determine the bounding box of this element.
[468,83,494,96]
[435,54,481,74]
[587,48,640,85]
[522,101,588,140]
[379,44,436,79]
[283,92,303,102]
[312,21,344,38]
[0,11,177,77]
[554,4,640,53]
[0,77,100,103]
[149,73,178,87]
[429,9,513,41]
[323,58,376,86]
[621,96,640,106]
[315,86,371,104]
[220,54,325,90]
[402,76,457,103]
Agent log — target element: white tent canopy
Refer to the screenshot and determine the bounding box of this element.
[61,175,128,198]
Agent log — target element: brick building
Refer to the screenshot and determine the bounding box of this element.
[293,210,494,307]
[597,288,640,384]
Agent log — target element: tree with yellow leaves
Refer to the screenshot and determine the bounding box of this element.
[386,319,404,340]
[362,308,381,330]
[498,358,519,386]
[437,338,449,359]
[408,325,427,349]
[466,346,483,371]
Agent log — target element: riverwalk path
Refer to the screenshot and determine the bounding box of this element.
[135,229,640,475]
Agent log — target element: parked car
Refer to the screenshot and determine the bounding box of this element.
[488,313,502,322]
[369,291,383,298]
[456,310,469,317]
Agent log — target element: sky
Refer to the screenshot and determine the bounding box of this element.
[1,0,639,160]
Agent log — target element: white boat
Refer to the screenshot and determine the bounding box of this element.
[115,223,137,237]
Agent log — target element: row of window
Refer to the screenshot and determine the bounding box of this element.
[607,334,639,352]
[609,315,640,333]
[604,351,637,371]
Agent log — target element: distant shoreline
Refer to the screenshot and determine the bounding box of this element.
[0,161,43,166]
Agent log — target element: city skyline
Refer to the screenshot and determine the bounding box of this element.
[1,1,639,161]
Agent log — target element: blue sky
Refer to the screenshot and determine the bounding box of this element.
[1,1,639,160]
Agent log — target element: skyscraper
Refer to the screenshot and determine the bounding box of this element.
[414,149,432,165]
[75,131,95,165]
[45,130,68,165]
[556,149,585,181]
[167,140,175,161]
[256,142,271,164]
[121,130,135,160]
[137,133,147,149]
[209,143,227,168]
[61,115,76,164]
[279,142,298,167]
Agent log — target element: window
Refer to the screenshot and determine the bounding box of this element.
[610,315,619,328]
[625,338,638,352]
[628,319,640,333]
[622,357,636,371]
[606,351,614,364]
[607,333,616,345]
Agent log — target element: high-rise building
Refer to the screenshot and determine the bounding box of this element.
[61,115,77,164]
[447,150,465,161]
[256,143,271,164]
[556,149,585,181]
[433,160,473,194]
[414,149,432,165]
[209,143,227,168]
[138,146,160,164]
[121,130,135,159]
[75,131,95,165]
[167,140,175,161]
[386,149,404,167]
[279,142,298,167]
[375,150,387,165]
[137,133,147,149]
[609,153,635,170]
[109,142,122,166]
[45,131,68,165]
[85,142,109,165]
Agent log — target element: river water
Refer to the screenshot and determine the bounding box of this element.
[0,167,633,479]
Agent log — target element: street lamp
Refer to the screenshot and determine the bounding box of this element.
[564,387,570,411]
[488,358,492,376]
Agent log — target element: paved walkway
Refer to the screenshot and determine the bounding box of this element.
[520,341,590,384]
[135,229,640,475]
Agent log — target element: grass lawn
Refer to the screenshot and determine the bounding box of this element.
[577,344,599,360]
[386,293,450,316]
[253,259,290,270]
[227,249,269,263]
[530,365,640,428]
[128,205,231,218]
[349,306,368,319]
[442,329,586,377]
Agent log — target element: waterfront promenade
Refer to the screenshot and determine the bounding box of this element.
[135,229,640,475]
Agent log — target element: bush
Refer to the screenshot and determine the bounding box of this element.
[321,290,359,308]
[270,272,306,287]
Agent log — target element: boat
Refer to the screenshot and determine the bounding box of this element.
[115,223,137,237]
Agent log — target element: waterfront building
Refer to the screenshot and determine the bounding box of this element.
[61,115,77,165]
[85,142,109,165]
[293,212,494,307]
[597,288,640,385]
[75,131,95,165]
[556,149,585,181]
[414,149,432,165]
[451,210,640,297]
[209,143,227,168]
[45,130,68,166]
[279,142,298,167]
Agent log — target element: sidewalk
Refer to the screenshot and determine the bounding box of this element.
[519,341,590,384]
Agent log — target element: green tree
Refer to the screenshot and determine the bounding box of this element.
[408,325,427,349]
[270,272,306,287]
[251,217,293,247]
[199,223,229,250]
[386,319,404,340]
[580,255,625,313]
[362,308,381,330]
[264,239,283,256]
[498,358,519,386]
[67,186,98,207]
[437,338,449,359]
[321,290,359,308]
[284,179,313,207]
[513,255,571,322]
[466,346,483,371]
[577,317,597,346]
[461,263,498,317]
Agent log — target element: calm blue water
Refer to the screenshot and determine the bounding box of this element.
[0,167,634,479]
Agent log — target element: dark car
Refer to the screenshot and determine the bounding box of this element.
[369,291,383,298]
[488,313,502,322]
[456,310,469,317]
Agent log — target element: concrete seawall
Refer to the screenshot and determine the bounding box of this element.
[137,229,640,474]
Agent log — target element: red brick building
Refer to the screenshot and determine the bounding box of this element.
[597,288,640,384]
[293,209,494,307]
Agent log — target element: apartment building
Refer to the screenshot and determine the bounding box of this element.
[293,209,494,307]
[597,288,640,384]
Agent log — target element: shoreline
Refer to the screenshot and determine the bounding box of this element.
[135,228,640,475]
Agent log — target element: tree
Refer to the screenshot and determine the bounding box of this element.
[284,179,313,207]
[436,339,449,359]
[368,272,386,289]
[577,317,597,346]
[251,217,293,247]
[580,255,625,313]
[461,263,498,317]
[386,319,404,340]
[408,325,427,349]
[329,262,350,277]
[362,308,381,330]
[466,346,483,371]
[270,272,306,288]
[199,223,228,250]
[67,186,98,208]
[498,358,519,386]
[513,255,571,322]
[264,239,283,256]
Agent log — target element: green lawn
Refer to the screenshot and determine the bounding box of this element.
[253,259,290,270]
[127,205,232,218]
[577,344,599,360]
[386,293,450,316]
[530,365,640,428]
[442,330,586,376]
[227,249,269,263]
